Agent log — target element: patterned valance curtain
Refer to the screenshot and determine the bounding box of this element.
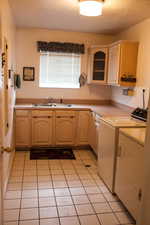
[37,41,85,54]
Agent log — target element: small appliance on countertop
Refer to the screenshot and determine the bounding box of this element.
[131,89,148,122]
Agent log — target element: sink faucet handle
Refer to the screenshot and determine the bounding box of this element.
[60,98,63,104]
[47,97,53,103]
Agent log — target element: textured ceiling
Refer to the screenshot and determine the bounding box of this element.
[9,0,150,34]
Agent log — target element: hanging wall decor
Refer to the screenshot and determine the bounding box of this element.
[23,67,35,81]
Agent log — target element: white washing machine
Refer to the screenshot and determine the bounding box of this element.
[98,116,146,193]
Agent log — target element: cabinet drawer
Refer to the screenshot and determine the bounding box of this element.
[32,110,53,117]
[16,110,30,117]
[56,111,75,117]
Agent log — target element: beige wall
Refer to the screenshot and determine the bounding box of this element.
[16,28,114,100]
[0,0,16,191]
[111,18,150,108]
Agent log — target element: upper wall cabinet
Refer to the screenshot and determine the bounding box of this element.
[107,41,139,87]
[87,47,108,85]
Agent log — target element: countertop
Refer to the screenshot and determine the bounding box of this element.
[15,104,130,117]
[120,127,146,146]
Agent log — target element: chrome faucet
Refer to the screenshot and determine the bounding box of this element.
[47,97,54,104]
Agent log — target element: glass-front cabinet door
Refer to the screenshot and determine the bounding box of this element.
[88,47,108,84]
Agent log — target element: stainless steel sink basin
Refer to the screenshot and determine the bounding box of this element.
[33,103,72,108]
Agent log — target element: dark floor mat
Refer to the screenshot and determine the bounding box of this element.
[30,147,76,160]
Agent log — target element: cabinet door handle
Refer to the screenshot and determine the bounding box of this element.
[56,116,75,118]
[117,146,122,157]
[138,189,142,201]
[32,116,52,118]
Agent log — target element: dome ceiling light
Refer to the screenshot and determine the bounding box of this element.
[79,0,104,17]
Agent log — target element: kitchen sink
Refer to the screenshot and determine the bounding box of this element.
[33,103,72,108]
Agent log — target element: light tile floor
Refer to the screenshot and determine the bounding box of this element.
[4,149,135,225]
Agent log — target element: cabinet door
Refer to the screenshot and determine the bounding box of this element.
[32,117,53,146]
[108,44,120,85]
[15,117,31,147]
[77,111,90,145]
[55,116,76,145]
[88,47,108,84]
[115,133,144,220]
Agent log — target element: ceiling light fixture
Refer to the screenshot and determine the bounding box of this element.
[79,0,104,17]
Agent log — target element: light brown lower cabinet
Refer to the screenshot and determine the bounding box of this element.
[31,111,54,146]
[15,109,91,147]
[76,111,90,145]
[15,110,31,147]
[55,111,76,146]
[115,132,144,221]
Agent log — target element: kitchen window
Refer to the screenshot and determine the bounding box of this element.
[39,52,81,88]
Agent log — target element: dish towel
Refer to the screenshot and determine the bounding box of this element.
[14,74,21,88]
[79,72,87,87]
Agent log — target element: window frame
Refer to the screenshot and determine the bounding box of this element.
[39,51,82,89]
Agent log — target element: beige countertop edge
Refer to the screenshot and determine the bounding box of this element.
[15,104,130,117]
[119,128,146,147]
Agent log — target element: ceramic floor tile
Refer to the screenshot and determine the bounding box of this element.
[58,205,77,217]
[22,190,38,198]
[37,170,50,176]
[67,180,83,188]
[100,186,110,193]
[40,218,60,225]
[93,202,112,213]
[5,191,22,200]
[60,216,80,225]
[39,207,58,218]
[69,187,86,195]
[56,196,73,206]
[4,199,21,209]
[38,182,53,189]
[22,183,38,190]
[109,201,125,212]
[63,170,77,175]
[88,194,106,203]
[54,188,70,197]
[4,222,18,225]
[8,150,130,225]
[103,193,118,202]
[97,213,120,225]
[115,212,134,224]
[39,189,54,197]
[75,204,95,215]
[79,215,100,225]
[38,176,51,182]
[51,170,64,175]
[7,183,22,191]
[79,174,92,180]
[24,170,37,176]
[39,197,56,207]
[9,177,23,183]
[72,195,90,204]
[21,198,38,208]
[81,179,96,187]
[84,187,101,194]
[20,208,39,220]
[65,175,79,181]
[53,181,68,188]
[52,175,66,181]
[4,209,20,222]
[23,176,37,183]
[19,220,39,225]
